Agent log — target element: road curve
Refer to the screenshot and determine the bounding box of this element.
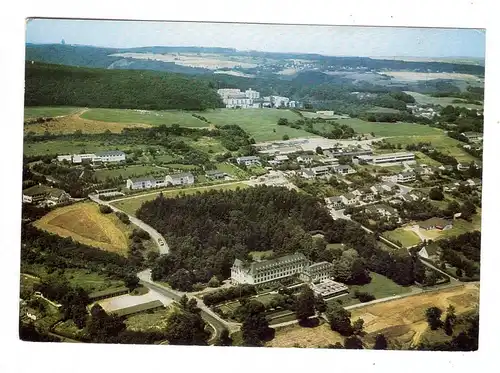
[137,270,240,343]
[89,194,169,255]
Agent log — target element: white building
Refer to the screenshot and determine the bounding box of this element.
[357,152,415,165]
[311,165,331,177]
[57,155,72,162]
[166,172,195,186]
[126,176,166,190]
[217,88,261,108]
[231,253,335,286]
[325,196,344,209]
[340,193,357,206]
[236,156,261,166]
[381,172,416,183]
[297,155,314,164]
[94,150,126,163]
[333,164,356,175]
[245,88,260,99]
[72,154,96,164]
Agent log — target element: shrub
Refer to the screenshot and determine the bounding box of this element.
[354,290,375,303]
[99,205,113,214]
[115,211,130,224]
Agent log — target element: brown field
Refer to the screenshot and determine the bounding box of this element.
[24,109,151,135]
[350,283,480,348]
[267,283,479,349]
[34,202,130,255]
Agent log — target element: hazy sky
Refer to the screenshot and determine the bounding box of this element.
[26,19,485,58]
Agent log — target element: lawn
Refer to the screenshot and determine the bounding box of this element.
[23,140,120,156]
[94,165,163,182]
[404,91,483,110]
[81,108,209,127]
[186,137,227,155]
[64,268,124,293]
[350,272,416,299]
[125,306,177,332]
[24,106,82,120]
[33,202,133,255]
[111,182,248,215]
[418,213,481,241]
[384,135,477,163]
[335,118,443,137]
[249,250,274,261]
[382,228,422,248]
[194,108,311,142]
[215,162,249,179]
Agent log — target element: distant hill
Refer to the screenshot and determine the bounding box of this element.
[24,62,224,110]
[25,44,485,77]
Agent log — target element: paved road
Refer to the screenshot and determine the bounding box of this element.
[89,194,169,255]
[137,269,240,344]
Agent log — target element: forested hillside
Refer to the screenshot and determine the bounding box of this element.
[24,62,224,110]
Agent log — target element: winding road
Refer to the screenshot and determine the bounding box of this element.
[89,194,169,255]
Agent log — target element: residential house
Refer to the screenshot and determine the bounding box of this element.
[311,165,331,177]
[333,164,356,175]
[205,170,227,180]
[320,157,340,166]
[340,193,357,206]
[57,155,72,162]
[457,162,470,171]
[297,155,314,164]
[397,172,416,183]
[438,165,454,172]
[359,188,375,202]
[417,243,440,261]
[301,169,315,179]
[22,184,70,205]
[166,172,195,186]
[461,132,483,143]
[325,196,344,210]
[418,217,453,231]
[126,176,166,190]
[236,156,261,166]
[268,155,289,166]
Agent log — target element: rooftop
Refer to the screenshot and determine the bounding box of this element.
[169,172,194,179]
[88,286,129,300]
[96,150,126,157]
[418,217,453,229]
[250,253,308,273]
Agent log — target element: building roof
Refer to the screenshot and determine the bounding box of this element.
[312,166,330,172]
[335,164,352,170]
[302,169,315,177]
[275,155,289,161]
[399,172,415,177]
[418,217,453,229]
[112,300,164,318]
[129,176,161,183]
[88,286,129,300]
[298,155,314,159]
[250,253,308,274]
[237,156,259,161]
[96,150,126,157]
[326,196,343,203]
[168,172,194,180]
[343,192,356,200]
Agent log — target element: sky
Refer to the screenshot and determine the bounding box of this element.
[25,19,486,58]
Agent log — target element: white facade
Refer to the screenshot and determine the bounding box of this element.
[95,151,126,163]
[57,155,72,162]
[217,88,261,108]
[245,88,260,99]
[297,155,314,164]
[72,154,96,164]
[166,173,195,186]
[340,194,357,206]
[357,152,415,165]
[126,177,166,190]
[236,156,261,166]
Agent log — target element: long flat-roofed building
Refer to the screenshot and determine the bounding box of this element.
[357,152,415,165]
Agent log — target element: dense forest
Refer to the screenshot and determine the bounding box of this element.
[25,62,224,110]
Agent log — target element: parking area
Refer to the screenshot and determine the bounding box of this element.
[98,288,174,313]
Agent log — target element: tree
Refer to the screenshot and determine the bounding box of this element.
[429,188,444,201]
[373,334,388,350]
[295,286,316,322]
[179,295,189,310]
[315,295,327,314]
[282,134,290,141]
[216,328,233,346]
[326,303,353,336]
[165,311,209,345]
[242,312,270,347]
[277,118,289,126]
[460,200,477,220]
[327,342,344,349]
[456,268,463,277]
[87,304,126,343]
[99,205,113,214]
[444,305,457,336]
[425,306,443,330]
[124,273,140,290]
[315,146,323,155]
[344,336,364,349]
[208,276,221,288]
[352,318,364,335]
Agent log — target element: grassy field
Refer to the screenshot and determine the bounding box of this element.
[366,107,402,114]
[94,165,163,182]
[335,118,443,137]
[111,182,248,215]
[194,108,310,142]
[23,139,138,156]
[404,92,483,110]
[268,283,479,349]
[382,228,421,248]
[383,135,477,163]
[24,106,82,120]
[215,162,249,179]
[417,214,481,241]
[33,202,132,255]
[81,108,209,127]
[125,305,177,332]
[24,109,151,135]
[186,136,228,155]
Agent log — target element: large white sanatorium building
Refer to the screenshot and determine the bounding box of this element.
[230,253,334,285]
[217,88,260,108]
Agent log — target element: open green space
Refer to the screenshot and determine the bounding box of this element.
[186,136,227,155]
[404,92,483,110]
[125,306,177,332]
[111,182,249,215]
[249,250,274,261]
[382,228,421,248]
[195,108,311,142]
[80,108,210,127]
[24,106,82,120]
[94,165,163,182]
[335,118,443,137]
[23,140,123,156]
[329,272,416,308]
[366,106,402,114]
[384,135,477,163]
[215,162,249,179]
